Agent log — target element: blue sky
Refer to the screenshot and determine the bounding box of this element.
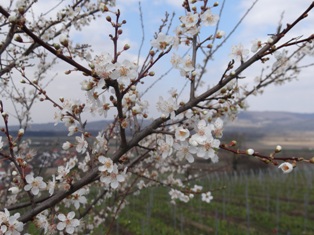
[2,0,314,125]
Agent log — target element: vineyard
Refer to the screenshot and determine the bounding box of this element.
[105,166,314,235]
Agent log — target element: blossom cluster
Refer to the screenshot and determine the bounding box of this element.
[0,209,24,235]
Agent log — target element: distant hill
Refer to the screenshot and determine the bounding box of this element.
[225,111,314,134]
[6,111,314,136]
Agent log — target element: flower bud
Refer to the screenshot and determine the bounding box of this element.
[8,186,20,194]
[267,37,274,44]
[216,30,225,39]
[1,112,8,118]
[275,145,282,153]
[99,3,109,12]
[59,35,69,47]
[246,148,254,155]
[123,44,130,50]
[53,43,61,50]
[62,141,72,150]
[14,35,23,43]
[18,128,24,137]
[149,71,155,76]
[8,15,17,23]
[230,140,237,146]
[18,6,25,15]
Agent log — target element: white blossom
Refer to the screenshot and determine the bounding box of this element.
[230,43,249,61]
[278,162,293,173]
[0,208,24,234]
[110,60,138,85]
[75,134,88,153]
[200,9,219,26]
[24,174,47,195]
[180,12,199,29]
[175,126,190,141]
[157,135,174,159]
[98,155,114,173]
[201,191,213,203]
[151,32,174,51]
[100,165,125,189]
[57,212,80,234]
[173,141,196,163]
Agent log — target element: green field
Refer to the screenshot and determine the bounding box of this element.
[105,167,314,235]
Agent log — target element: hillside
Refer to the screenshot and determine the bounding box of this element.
[6,111,314,149]
[225,111,314,133]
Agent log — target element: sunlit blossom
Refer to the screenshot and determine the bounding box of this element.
[200,9,219,26]
[151,32,174,51]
